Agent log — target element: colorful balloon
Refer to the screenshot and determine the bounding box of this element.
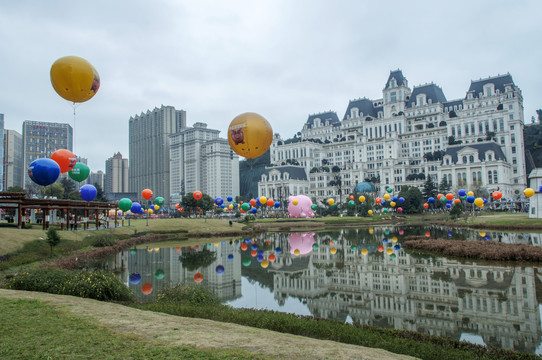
[259,196,267,205]
[458,189,467,197]
[50,149,76,173]
[216,265,225,274]
[193,191,202,200]
[28,158,60,186]
[155,197,165,206]
[228,112,273,159]
[423,203,429,209]
[359,195,366,203]
[142,189,153,200]
[368,210,373,215]
[446,193,454,201]
[78,184,96,202]
[428,197,435,204]
[524,188,535,198]
[383,193,390,201]
[274,201,281,208]
[474,197,484,208]
[328,198,335,206]
[292,199,299,206]
[141,283,153,295]
[129,273,141,285]
[155,269,165,280]
[118,198,133,212]
[68,162,90,182]
[50,56,100,103]
[467,195,475,203]
[194,273,203,283]
[131,202,142,213]
[348,200,355,206]
[266,199,274,207]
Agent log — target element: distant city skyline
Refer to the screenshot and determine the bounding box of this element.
[0,1,540,172]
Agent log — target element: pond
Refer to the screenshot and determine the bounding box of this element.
[110,226,542,355]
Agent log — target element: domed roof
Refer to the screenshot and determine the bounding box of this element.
[354,182,375,193]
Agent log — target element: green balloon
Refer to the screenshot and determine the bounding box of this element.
[348,200,355,206]
[440,196,447,204]
[312,243,319,250]
[383,208,388,213]
[311,204,317,211]
[118,198,133,212]
[68,163,90,182]
[390,253,397,260]
[155,197,165,206]
[242,257,251,267]
[350,245,357,251]
[155,269,165,280]
[241,203,250,211]
[386,187,393,193]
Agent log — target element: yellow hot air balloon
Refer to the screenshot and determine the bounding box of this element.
[50,56,100,103]
[228,112,273,159]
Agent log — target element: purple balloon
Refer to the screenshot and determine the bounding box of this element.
[28,158,60,186]
[80,184,97,202]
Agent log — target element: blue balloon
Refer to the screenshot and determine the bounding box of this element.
[80,184,97,202]
[227,196,233,202]
[539,185,542,193]
[428,197,435,204]
[446,203,451,208]
[467,195,475,203]
[275,247,282,254]
[256,254,264,262]
[251,244,258,250]
[448,231,452,237]
[257,249,264,256]
[483,198,488,204]
[382,238,388,243]
[227,254,234,261]
[220,204,225,208]
[392,197,398,202]
[274,202,280,208]
[398,197,405,203]
[216,265,225,274]
[215,197,223,206]
[28,158,60,186]
[251,207,258,213]
[394,244,401,251]
[458,189,467,197]
[381,200,386,205]
[131,202,142,213]
[129,273,141,285]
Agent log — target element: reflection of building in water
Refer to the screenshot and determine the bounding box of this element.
[113,242,242,302]
[269,230,542,353]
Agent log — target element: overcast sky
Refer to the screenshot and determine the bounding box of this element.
[1,1,540,172]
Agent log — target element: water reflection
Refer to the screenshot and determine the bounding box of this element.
[112,227,542,354]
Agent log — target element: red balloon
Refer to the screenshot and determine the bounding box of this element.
[492,191,502,200]
[250,199,257,206]
[375,197,382,204]
[349,195,354,201]
[454,199,461,204]
[423,203,429,209]
[266,199,274,207]
[377,245,384,252]
[268,254,276,262]
[194,273,203,283]
[240,243,248,251]
[397,207,403,213]
[437,194,444,200]
[50,149,76,173]
[142,189,153,200]
[251,250,257,257]
[193,191,202,200]
[141,283,153,295]
[425,232,431,238]
[446,193,454,201]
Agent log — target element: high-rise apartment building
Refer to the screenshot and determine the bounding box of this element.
[105,152,129,194]
[3,129,24,189]
[22,120,73,188]
[261,70,527,203]
[87,170,105,190]
[0,114,4,191]
[170,122,239,204]
[129,105,186,206]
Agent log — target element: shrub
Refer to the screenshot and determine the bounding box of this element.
[7,268,134,302]
[46,228,61,256]
[154,283,221,306]
[91,233,117,248]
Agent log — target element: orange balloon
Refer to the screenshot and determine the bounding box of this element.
[240,243,248,251]
[437,194,444,200]
[423,203,429,209]
[268,254,276,262]
[446,193,454,201]
[454,199,461,204]
[50,149,76,173]
[142,189,153,200]
[250,199,257,206]
[194,273,203,283]
[141,283,153,295]
[425,232,431,238]
[193,191,202,200]
[266,199,274,207]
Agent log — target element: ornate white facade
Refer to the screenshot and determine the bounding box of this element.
[263,70,527,203]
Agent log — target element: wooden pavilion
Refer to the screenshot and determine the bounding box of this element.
[0,192,119,230]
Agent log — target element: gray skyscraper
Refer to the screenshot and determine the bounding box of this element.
[22,120,73,188]
[129,105,186,206]
[170,122,239,204]
[0,114,4,191]
[3,129,24,189]
[105,152,129,194]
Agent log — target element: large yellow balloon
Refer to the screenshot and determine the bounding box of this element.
[474,197,484,208]
[228,112,273,159]
[50,56,100,103]
[524,188,535,198]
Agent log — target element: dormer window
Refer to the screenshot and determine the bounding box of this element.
[483,83,495,97]
[390,78,396,88]
[416,94,426,106]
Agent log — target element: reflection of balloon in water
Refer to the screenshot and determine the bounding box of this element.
[228,112,273,159]
[80,184,97,202]
[524,188,535,198]
[242,257,251,266]
[194,273,203,283]
[68,162,90,182]
[216,265,225,274]
[142,283,153,295]
[193,191,202,200]
[275,247,282,254]
[51,149,77,173]
[129,273,141,284]
[330,247,337,254]
[261,259,269,268]
[359,196,366,203]
[118,198,133,212]
[28,158,60,186]
[368,210,373,215]
[268,254,276,262]
[50,56,100,103]
[142,189,153,200]
[155,269,165,280]
[361,248,368,255]
[228,254,234,261]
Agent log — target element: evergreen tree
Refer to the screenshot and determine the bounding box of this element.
[45,228,61,256]
[438,176,450,194]
[422,176,437,199]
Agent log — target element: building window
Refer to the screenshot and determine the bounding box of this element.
[493,170,498,183]
[469,155,474,163]
[462,156,467,164]
[511,134,516,144]
[509,114,514,120]
[473,172,477,182]
[512,146,516,154]
[488,171,493,184]
[391,92,397,102]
